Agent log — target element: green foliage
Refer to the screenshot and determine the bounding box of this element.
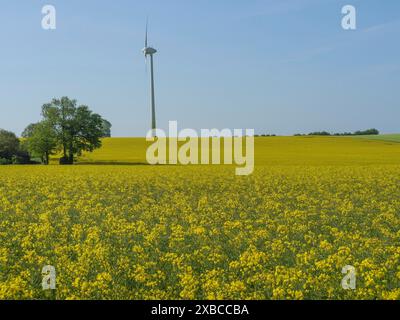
[0,129,20,160]
[354,128,380,135]
[12,152,33,164]
[255,134,276,137]
[295,128,380,137]
[0,158,12,165]
[101,119,112,137]
[333,132,353,136]
[41,97,108,164]
[308,131,331,136]
[23,121,58,164]
[21,123,38,138]
[0,129,39,165]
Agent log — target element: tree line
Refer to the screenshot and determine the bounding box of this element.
[294,128,380,136]
[0,97,111,165]
[255,128,380,138]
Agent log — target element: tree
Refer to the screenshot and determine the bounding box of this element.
[23,121,57,164]
[101,119,112,137]
[0,129,20,161]
[41,97,106,164]
[308,131,331,136]
[22,123,39,138]
[70,105,103,159]
[42,97,76,163]
[354,128,380,136]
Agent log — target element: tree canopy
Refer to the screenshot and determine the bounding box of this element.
[40,97,107,164]
[21,97,110,165]
[23,121,58,164]
[0,129,20,161]
[294,128,380,137]
[101,119,112,138]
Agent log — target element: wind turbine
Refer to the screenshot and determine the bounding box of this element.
[142,20,158,136]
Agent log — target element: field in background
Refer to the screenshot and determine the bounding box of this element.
[1,137,399,300]
[76,136,400,166]
[355,134,400,143]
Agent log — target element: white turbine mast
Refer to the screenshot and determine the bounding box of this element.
[142,19,157,136]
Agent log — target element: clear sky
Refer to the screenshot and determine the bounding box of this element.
[1,0,399,136]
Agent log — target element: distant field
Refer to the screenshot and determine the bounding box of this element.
[76,138,149,165]
[76,136,400,166]
[354,134,400,143]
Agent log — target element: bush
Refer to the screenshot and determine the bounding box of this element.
[308,131,331,136]
[294,129,380,137]
[0,158,12,165]
[59,156,73,165]
[354,128,380,136]
[12,153,40,165]
[0,129,20,160]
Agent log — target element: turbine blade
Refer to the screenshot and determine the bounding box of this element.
[145,18,148,48]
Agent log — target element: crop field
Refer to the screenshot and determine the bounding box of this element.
[355,134,400,143]
[0,137,399,300]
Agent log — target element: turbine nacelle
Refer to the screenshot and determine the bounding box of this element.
[143,47,157,56]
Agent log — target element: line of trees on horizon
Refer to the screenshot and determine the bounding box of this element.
[255,128,380,137]
[0,97,111,165]
[294,128,380,137]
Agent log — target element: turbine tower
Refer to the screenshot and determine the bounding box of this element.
[142,21,157,136]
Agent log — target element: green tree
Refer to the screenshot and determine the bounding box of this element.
[101,119,112,137]
[0,129,20,161]
[22,123,39,138]
[354,128,380,135]
[41,97,106,164]
[23,121,58,164]
[308,131,331,136]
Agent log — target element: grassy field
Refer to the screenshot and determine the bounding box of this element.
[355,134,400,143]
[1,137,399,300]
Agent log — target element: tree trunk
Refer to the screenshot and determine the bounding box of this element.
[68,146,74,164]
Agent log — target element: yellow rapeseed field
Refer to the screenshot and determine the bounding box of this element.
[0,137,399,299]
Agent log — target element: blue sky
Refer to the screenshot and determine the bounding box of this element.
[1,0,399,136]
